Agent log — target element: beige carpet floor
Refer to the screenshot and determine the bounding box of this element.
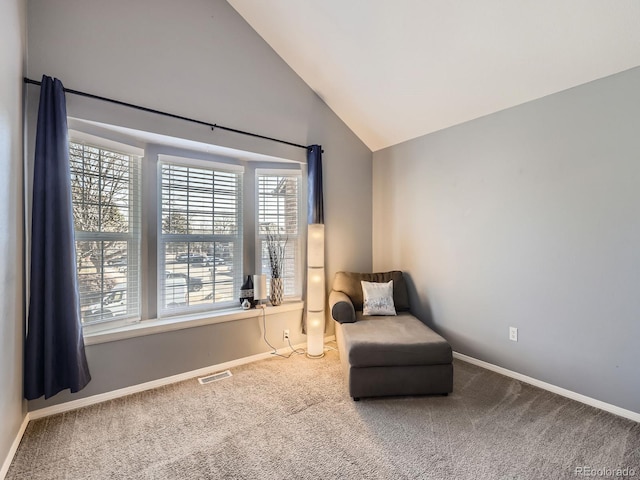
[7,346,640,479]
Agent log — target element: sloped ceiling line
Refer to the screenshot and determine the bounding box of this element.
[229,0,640,151]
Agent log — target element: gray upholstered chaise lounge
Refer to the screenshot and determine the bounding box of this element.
[329,271,453,400]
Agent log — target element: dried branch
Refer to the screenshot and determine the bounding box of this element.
[265,228,288,279]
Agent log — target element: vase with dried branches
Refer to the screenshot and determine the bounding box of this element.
[265,231,287,305]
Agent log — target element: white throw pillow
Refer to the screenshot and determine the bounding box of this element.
[361,280,396,316]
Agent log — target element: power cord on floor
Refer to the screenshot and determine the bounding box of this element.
[260,305,305,359]
[286,336,306,356]
[322,339,338,352]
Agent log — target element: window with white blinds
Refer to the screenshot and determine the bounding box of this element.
[160,159,243,315]
[70,141,141,327]
[68,133,302,332]
[257,170,302,299]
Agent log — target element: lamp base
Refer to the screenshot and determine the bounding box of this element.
[306,351,325,359]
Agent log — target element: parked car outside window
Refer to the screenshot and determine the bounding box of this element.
[175,253,209,266]
[166,271,203,292]
[84,284,127,320]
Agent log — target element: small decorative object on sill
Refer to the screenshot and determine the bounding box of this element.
[270,277,283,306]
[240,275,254,307]
[254,274,267,307]
[241,298,251,310]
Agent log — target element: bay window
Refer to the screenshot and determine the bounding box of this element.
[69,134,303,334]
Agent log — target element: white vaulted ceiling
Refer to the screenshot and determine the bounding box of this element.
[228,0,640,151]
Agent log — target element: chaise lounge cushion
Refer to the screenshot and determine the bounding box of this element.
[341,312,452,368]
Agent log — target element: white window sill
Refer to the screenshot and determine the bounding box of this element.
[83,301,305,346]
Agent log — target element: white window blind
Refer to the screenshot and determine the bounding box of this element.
[257,170,302,299]
[70,141,141,326]
[160,159,243,316]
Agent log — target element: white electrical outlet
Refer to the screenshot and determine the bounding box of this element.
[283,329,290,341]
[509,327,518,342]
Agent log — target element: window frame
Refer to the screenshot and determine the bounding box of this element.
[157,155,245,317]
[255,168,304,300]
[67,131,305,336]
[69,138,142,334]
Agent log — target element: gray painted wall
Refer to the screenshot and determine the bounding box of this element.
[26,0,372,410]
[373,67,640,414]
[29,309,305,410]
[0,0,26,468]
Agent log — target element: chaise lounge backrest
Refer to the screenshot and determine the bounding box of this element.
[330,271,410,323]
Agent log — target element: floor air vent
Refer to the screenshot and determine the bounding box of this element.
[198,370,232,385]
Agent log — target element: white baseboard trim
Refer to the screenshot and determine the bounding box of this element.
[453,351,640,423]
[1,414,30,480]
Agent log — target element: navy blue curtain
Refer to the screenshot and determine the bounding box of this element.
[24,75,91,400]
[307,145,324,224]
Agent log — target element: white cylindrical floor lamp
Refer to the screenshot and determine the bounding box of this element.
[306,144,325,358]
[306,223,325,358]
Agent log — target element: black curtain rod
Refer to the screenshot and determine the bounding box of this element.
[24,77,313,151]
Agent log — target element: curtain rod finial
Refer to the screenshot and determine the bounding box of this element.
[306,145,325,154]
